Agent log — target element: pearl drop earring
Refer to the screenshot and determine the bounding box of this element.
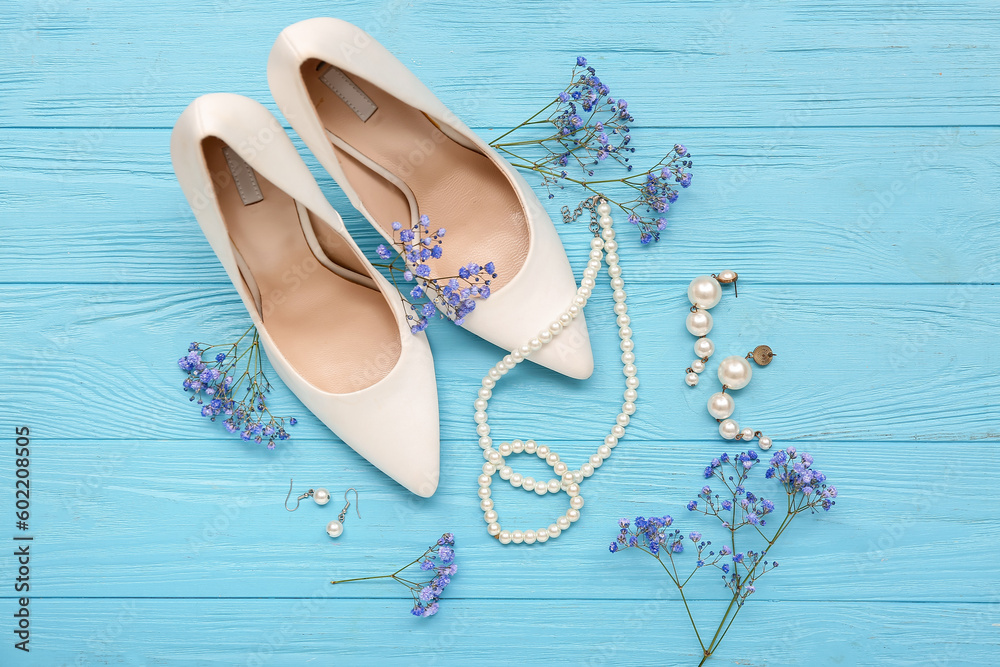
[683,272,776,450]
[284,479,331,511]
[326,488,360,539]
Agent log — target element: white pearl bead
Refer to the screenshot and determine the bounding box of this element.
[604,434,618,448]
[559,313,572,326]
[484,509,498,523]
[740,427,755,440]
[602,228,615,241]
[581,463,595,477]
[568,305,581,317]
[598,445,612,459]
[581,277,595,289]
[718,269,737,282]
[616,413,630,427]
[566,483,580,497]
[326,520,344,538]
[510,473,523,487]
[608,265,622,278]
[562,472,575,485]
[548,523,561,538]
[599,215,613,228]
[488,522,501,536]
[614,302,627,316]
[619,326,633,339]
[498,442,512,456]
[512,530,524,544]
[536,528,549,542]
[590,248,603,260]
[611,277,624,290]
[488,368,501,380]
[482,462,496,475]
[478,487,491,499]
[553,461,568,475]
[590,454,602,468]
[478,474,492,487]
[613,289,627,303]
[694,337,715,359]
[573,295,586,307]
[591,237,604,250]
[522,476,535,490]
[499,466,513,480]
[626,376,639,390]
[479,436,492,449]
[539,329,553,343]
[583,267,597,279]
[685,372,699,387]
[482,376,495,389]
[478,387,492,400]
[523,529,536,544]
[546,452,560,466]
[567,509,581,522]
[621,339,634,353]
[529,338,542,351]
[605,239,618,252]
[313,488,330,505]
[547,479,561,493]
[511,439,524,453]
[474,398,488,411]
[481,498,494,511]
[688,275,722,309]
[686,309,713,337]
[474,410,488,424]
[718,355,752,390]
[759,436,773,450]
[605,253,620,265]
[624,388,638,402]
[691,359,705,374]
[578,286,591,299]
[534,481,547,495]
[477,423,490,437]
[623,363,637,377]
[622,402,635,416]
[618,315,631,329]
[612,424,626,438]
[557,516,571,530]
[503,355,516,369]
[519,344,531,357]
[499,530,511,544]
[511,349,523,362]
[524,440,537,454]
[719,419,740,440]
[572,471,583,484]
[570,495,585,509]
[597,202,612,215]
[707,392,735,419]
[487,450,501,465]
[537,444,550,458]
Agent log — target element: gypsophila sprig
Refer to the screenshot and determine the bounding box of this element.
[177,325,295,449]
[374,215,497,332]
[610,449,837,665]
[330,533,457,617]
[490,56,692,244]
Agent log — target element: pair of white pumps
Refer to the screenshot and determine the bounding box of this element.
[172,18,593,497]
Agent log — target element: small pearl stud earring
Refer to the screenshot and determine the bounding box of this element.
[327,488,360,538]
[284,479,331,511]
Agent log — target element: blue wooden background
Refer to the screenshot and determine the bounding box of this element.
[2,1,999,664]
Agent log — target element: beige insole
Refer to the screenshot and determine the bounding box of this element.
[202,137,400,394]
[302,60,528,291]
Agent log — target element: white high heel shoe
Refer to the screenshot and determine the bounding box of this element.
[267,17,595,380]
[171,93,440,497]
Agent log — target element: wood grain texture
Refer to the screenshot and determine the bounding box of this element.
[2,0,999,664]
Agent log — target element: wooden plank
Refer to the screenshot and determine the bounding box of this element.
[0,598,997,665]
[3,1,999,128]
[1,435,994,602]
[2,127,998,285]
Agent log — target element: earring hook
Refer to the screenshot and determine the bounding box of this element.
[341,488,361,520]
[284,478,312,512]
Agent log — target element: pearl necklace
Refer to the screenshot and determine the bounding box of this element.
[473,199,637,545]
